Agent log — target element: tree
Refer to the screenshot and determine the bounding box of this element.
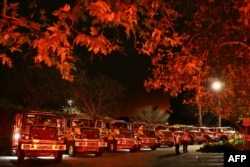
[0,0,181,81]
[144,0,250,126]
[71,74,126,119]
[238,0,250,27]
[168,93,198,125]
[2,55,71,109]
[131,105,170,124]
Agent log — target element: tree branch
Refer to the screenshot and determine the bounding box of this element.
[222,41,250,51]
[3,0,7,17]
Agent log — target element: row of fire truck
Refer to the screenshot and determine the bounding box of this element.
[11,111,161,164]
[167,124,241,144]
[12,111,180,162]
[11,110,247,164]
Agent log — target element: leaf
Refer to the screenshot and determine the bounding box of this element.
[90,27,98,36]
[63,4,71,12]
[3,34,9,40]
[47,26,58,32]
[0,54,12,67]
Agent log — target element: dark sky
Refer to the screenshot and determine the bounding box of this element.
[88,51,170,116]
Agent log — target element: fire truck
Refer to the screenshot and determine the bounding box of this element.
[195,127,220,143]
[61,115,107,157]
[104,120,138,152]
[12,111,66,163]
[209,126,238,141]
[151,124,174,147]
[132,122,158,150]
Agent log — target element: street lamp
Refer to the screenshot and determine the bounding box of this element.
[67,99,73,114]
[211,81,223,127]
[212,81,222,91]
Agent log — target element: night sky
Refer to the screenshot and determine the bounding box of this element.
[88,51,170,116]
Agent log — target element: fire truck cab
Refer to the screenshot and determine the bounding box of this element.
[104,120,138,152]
[62,115,107,157]
[12,111,66,163]
[132,122,158,150]
[151,124,174,147]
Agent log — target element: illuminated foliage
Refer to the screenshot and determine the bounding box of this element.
[143,0,250,124]
[238,0,250,27]
[0,0,179,81]
[1,0,250,124]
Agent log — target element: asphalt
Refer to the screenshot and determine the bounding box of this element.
[166,151,224,167]
[0,156,14,167]
[0,145,224,167]
[156,145,224,167]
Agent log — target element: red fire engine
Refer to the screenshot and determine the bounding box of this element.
[12,111,66,163]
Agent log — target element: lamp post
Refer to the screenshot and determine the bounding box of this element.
[211,81,222,127]
[67,99,73,114]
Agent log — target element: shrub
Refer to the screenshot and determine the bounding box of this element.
[228,138,243,146]
[200,142,236,152]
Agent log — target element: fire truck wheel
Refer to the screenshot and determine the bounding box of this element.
[197,141,203,145]
[189,136,194,145]
[168,143,174,147]
[109,142,117,152]
[17,149,24,163]
[95,150,103,157]
[55,151,63,163]
[130,145,137,152]
[150,145,157,151]
[220,135,228,143]
[204,136,210,143]
[68,144,76,157]
[137,144,141,150]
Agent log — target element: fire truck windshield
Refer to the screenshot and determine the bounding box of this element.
[25,114,57,126]
[111,122,128,129]
[134,123,149,130]
[71,119,94,127]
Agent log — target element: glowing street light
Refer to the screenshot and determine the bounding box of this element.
[212,81,222,91]
[67,99,73,114]
[67,99,73,106]
[211,81,223,127]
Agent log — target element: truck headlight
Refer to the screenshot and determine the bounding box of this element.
[58,135,64,141]
[14,133,20,140]
[73,134,81,139]
[22,134,30,140]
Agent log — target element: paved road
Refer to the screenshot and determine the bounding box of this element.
[157,150,224,167]
[0,145,224,167]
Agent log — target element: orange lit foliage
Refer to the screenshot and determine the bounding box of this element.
[144,0,250,124]
[1,0,250,123]
[0,0,180,81]
[239,0,250,27]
